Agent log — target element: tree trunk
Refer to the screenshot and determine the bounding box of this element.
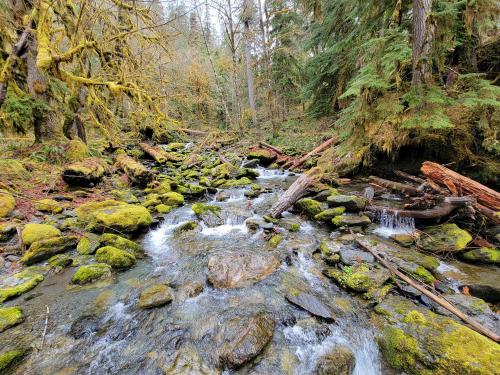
[421,161,500,210]
[243,0,258,129]
[269,167,323,218]
[411,0,434,86]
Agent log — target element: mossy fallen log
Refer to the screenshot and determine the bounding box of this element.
[139,143,168,163]
[62,158,106,186]
[115,154,155,187]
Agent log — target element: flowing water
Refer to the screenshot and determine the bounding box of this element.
[4,171,387,374]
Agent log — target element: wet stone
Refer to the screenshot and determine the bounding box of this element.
[315,345,355,375]
[138,284,173,309]
[285,291,336,321]
[69,314,102,339]
[339,249,375,265]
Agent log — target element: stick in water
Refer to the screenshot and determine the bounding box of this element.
[41,305,50,348]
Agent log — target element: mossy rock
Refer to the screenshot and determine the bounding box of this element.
[76,200,152,233]
[0,192,16,218]
[390,233,415,247]
[0,348,25,373]
[289,223,300,232]
[314,207,346,222]
[21,236,78,265]
[0,269,44,302]
[269,234,284,248]
[461,247,499,265]
[0,307,23,333]
[192,203,221,216]
[99,233,142,257]
[77,233,100,255]
[155,204,173,214]
[247,149,276,165]
[419,223,472,253]
[153,180,172,194]
[315,346,355,375]
[220,177,253,188]
[95,246,136,269]
[48,253,73,268]
[62,158,106,187]
[0,159,27,180]
[327,194,366,211]
[166,142,185,151]
[376,295,500,375]
[35,199,63,214]
[21,223,61,247]
[138,284,173,309]
[324,263,390,293]
[0,222,16,241]
[175,221,198,233]
[159,192,184,207]
[109,189,138,204]
[332,214,371,227]
[319,240,341,265]
[71,263,112,285]
[295,198,325,218]
[65,139,89,162]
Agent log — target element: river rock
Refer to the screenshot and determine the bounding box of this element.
[62,158,106,186]
[315,346,355,375]
[339,248,375,265]
[71,263,112,284]
[162,344,218,375]
[376,294,500,375]
[138,284,173,308]
[35,199,63,214]
[77,233,100,255]
[69,314,102,339]
[208,252,280,288]
[0,306,24,333]
[314,207,346,222]
[0,348,26,373]
[99,233,142,257]
[0,192,16,218]
[285,291,336,321]
[247,149,276,165]
[327,194,366,211]
[21,236,78,265]
[319,240,341,265]
[0,269,44,302]
[217,312,275,368]
[332,215,371,227]
[460,247,499,265]
[418,223,472,253]
[324,263,390,293]
[95,246,136,269]
[177,282,203,302]
[245,217,273,232]
[0,222,16,241]
[21,223,61,247]
[295,198,326,218]
[76,200,152,233]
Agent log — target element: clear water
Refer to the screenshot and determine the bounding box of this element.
[373,209,415,238]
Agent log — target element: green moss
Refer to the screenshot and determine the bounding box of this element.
[48,253,73,268]
[420,256,440,271]
[411,266,435,285]
[0,349,25,372]
[138,284,173,308]
[295,198,324,217]
[0,307,23,333]
[77,233,100,255]
[247,149,276,163]
[21,236,78,265]
[159,192,184,206]
[220,177,253,187]
[378,327,424,373]
[0,192,16,218]
[109,190,138,204]
[314,207,346,221]
[289,223,300,232]
[403,310,427,325]
[0,159,27,180]
[0,270,44,302]
[175,221,198,232]
[95,246,136,269]
[263,215,279,224]
[35,199,63,214]
[461,247,500,265]
[166,142,185,151]
[332,214,371,227]
[99,233,142,256]
[71,263,112,284]
[420,223,472,253]
[20,223,61,247]
[65,139,89,162]
[155,204,173,214]
[192,203,221,216]
[269,234,284,248]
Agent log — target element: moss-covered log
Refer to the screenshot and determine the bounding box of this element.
[139,143,169,163]
[116,154,155,187]
[62,158,106,186]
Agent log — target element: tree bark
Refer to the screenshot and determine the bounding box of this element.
[243,0,258,129]
[411,0,434,86]
[421,161,500,210]
[116,154,155,187]
[269,167,323,218]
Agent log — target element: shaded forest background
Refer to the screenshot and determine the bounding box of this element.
[0,0,498,185]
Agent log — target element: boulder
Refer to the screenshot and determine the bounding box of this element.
[0,348,25,373]
[76,200,152,233]
[48,254,73,268]
[217,312,275,368]
[295,198,326,218]
[99,233,142,257]
[35,198,63,214]
[314,207,346,222]
[65,139,89,162]
[71,263,112,285]
[327,194,366,211]
[177,282,204,302]
[21,236,78,265]
[0,269,44,302]
[285,291,336,321]
[62,158,106,186]
[419,223,472,253]
[246,149,276,165]
[461,247,499,265]
[0,159,27,180]
[315,346,355,375]
[138,284,173,308]
[0,306,24,333]
[155,204,173,214]
[324,264,390,293]
[339,249,375,265]
[208,252,280,288]
[76,233,100,255]
[0,192,15,218]
[376,295,500,375]
[21,223,61,247]
[95,246,136,269]
[160,192,185,206]
[332,215,371,227]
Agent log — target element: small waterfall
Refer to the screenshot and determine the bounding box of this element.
[373,209,415,238]
[256,167,290,180]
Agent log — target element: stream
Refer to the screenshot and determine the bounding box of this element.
[2,167,497,374]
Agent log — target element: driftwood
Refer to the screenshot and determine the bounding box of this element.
[116,154,155,187]
[369,176,421,196]
[269,167,323,218]
[284,137,338,170]
[367,196,476,219]
[139,143,168,163]
[421,161,500,210]
[353,235,500,342]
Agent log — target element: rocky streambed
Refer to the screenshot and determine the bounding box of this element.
[0,146,499,374]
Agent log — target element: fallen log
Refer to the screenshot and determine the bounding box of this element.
[269,167,323,218]
[369,176,421,196]
[421,161,500,210]
[284,137,338,170]
[367,196,476,220]
[394,170,448,195]
[116,154,155,187]
[181,128,207,136]
[62,158,106,187]
[353,234,500,342]
[139,143,168,163]
[474,203,500,224]
[258,141,285,155]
